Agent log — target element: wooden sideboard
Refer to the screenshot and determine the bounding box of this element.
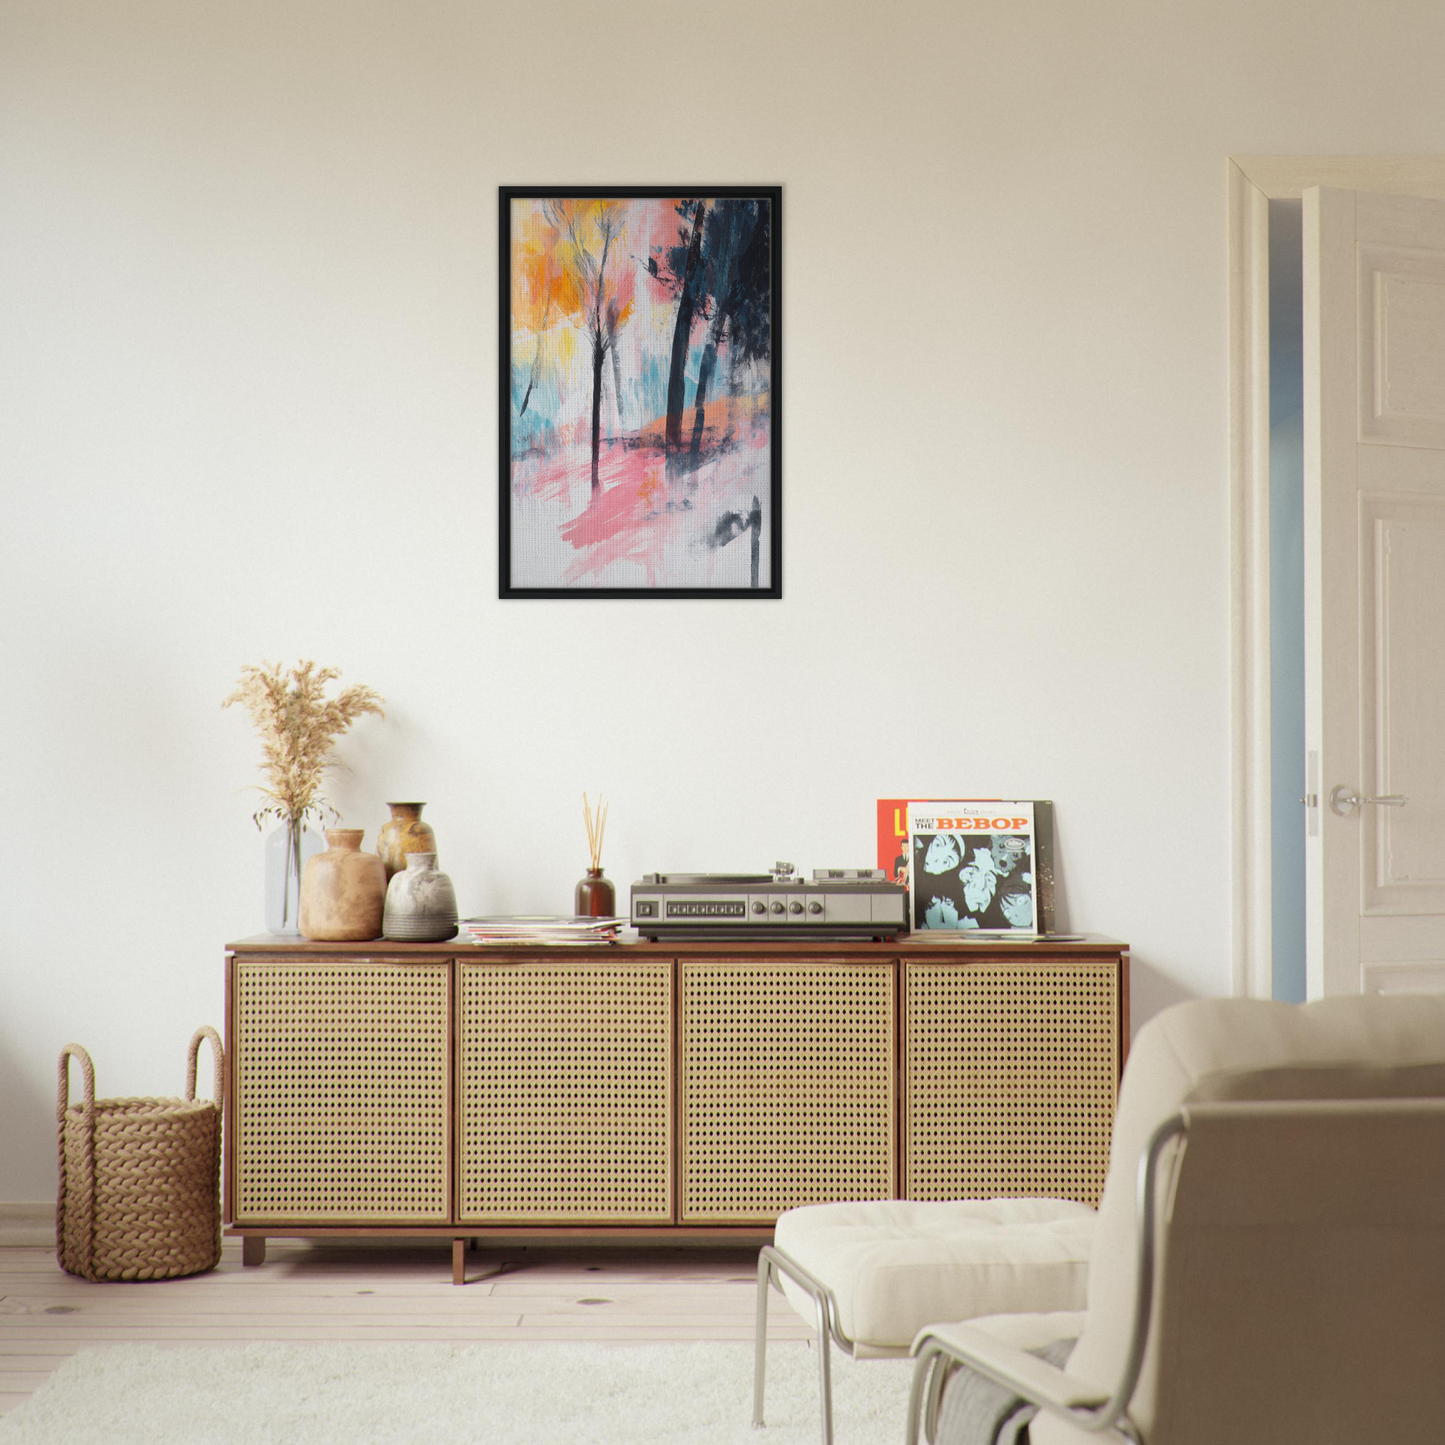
[224,935,1129,1281]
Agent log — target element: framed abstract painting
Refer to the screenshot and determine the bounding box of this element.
[499,186,781,598]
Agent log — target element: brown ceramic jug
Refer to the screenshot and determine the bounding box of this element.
[299,829,385,941]
[376,802,438,881]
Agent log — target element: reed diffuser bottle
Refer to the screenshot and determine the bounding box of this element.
[575,792,616,917]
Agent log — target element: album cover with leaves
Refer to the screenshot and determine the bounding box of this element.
[886,799,1055,934]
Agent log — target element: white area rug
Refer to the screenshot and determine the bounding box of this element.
[0,1340,914,1444]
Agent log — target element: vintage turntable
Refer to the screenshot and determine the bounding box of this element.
[630,863,906,940]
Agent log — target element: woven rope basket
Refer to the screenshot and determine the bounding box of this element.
[56,1027,224,1282]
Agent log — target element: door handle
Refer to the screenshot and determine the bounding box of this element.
[1329,786,1408,816]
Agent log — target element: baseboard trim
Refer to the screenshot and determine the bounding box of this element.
[0,1201,54,1247]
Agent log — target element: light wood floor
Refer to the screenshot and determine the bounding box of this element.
[0,1239,812,1416]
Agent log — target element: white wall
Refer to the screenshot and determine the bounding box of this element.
[3,0,1442,1200]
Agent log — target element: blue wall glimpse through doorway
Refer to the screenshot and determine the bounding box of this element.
[1268,199,1306,1003]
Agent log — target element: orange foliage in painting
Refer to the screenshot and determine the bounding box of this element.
[513,218,585,336]
[543,200,631,340]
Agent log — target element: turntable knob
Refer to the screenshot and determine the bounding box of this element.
[789,901,804,915]
[808,901,823,915]
[752,901,766,914]
[770,902,785,915]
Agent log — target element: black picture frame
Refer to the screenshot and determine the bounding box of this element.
[499,186,782,599]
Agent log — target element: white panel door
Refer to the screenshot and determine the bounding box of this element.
[1305,187,1445,996]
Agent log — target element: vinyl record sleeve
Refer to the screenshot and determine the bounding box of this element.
[877,798,1055,933]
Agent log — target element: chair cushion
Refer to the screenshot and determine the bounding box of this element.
[772,1198,1096,1354]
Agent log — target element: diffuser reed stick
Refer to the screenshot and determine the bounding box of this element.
[582,791,608,870]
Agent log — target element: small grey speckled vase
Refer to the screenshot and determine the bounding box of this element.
[382,853,458,942]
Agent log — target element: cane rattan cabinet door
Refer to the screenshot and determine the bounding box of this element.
[233,959,451,1223]
[679,958,895,1223]
[904,960,1118,1206]
[457,959,673,1223]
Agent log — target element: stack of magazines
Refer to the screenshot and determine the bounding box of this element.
[458,915,627,946]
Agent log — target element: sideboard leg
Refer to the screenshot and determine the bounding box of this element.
[452,1237,465,1285]
[241,1236,266,1268]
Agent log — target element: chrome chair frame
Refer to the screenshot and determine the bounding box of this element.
[904,1114,1186,1445]
[753,1243,871,1445]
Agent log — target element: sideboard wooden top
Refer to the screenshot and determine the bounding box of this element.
[228,932,1127,958]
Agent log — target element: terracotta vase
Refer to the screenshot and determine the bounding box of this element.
[574,867,616,918]
[383,853,459,942]
[376,802,438,881]
[299,829,385,941]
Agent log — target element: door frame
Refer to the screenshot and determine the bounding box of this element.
[1228,157,1445,999]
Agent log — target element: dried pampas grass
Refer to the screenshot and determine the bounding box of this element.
[223,660,385,828]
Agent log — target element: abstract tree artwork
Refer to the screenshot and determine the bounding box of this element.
[499,188,781,598]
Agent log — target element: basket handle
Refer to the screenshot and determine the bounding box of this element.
[56,1043,98,1277]
[57,1043,95,1125]
[185,1026,225,1108]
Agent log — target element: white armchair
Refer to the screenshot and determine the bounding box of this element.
[907,993,1445,1445]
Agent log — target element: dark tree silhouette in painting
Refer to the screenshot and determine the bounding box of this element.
[718,200,772,376]
[651,200,708,468]
[690,199,768,463]
[649,198,772,477]
[545,199,635,495]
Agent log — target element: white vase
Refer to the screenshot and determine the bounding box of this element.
[263,820,323,935]
[383,853,459,942]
